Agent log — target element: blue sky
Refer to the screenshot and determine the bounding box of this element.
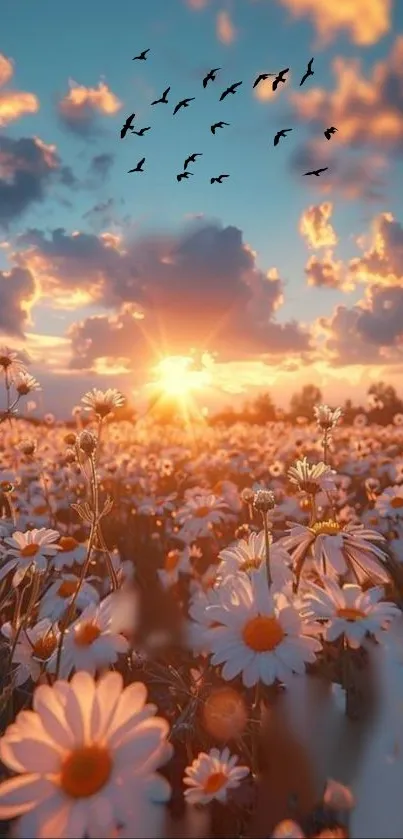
[1,0,403,416]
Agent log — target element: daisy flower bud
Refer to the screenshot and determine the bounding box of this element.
[253,489,275,513]
[78,430,97,456]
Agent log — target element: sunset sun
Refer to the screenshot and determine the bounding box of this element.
[152,356,210,399]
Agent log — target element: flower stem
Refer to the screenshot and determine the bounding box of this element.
[262,511,272,587]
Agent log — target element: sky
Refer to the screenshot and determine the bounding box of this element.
[0,0,403,418]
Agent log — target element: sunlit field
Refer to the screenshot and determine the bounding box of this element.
[1,349,403,838]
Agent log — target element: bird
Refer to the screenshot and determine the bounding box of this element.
[272,68,289,92]
[173,97,195,115]
[299,58,314,87]
[184,153,203,170]
[303,167,328,177]
[211,174,229,184]
[151,87,170,105]
[219,81,242,101]
[274,128,293,146]
[120,113,136,139]
[132,126,151,136]
[203,68,220,88]
[211,121,230,134]
[253,73,275,88]
[324,126,338,140]
[132,49,150,61]
[177,172,193,182]
[128,157,145,173]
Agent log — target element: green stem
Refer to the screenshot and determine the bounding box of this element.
[262,512,272,587]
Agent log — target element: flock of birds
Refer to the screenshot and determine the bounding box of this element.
[121,50,338,181]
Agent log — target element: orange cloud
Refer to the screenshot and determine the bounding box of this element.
[299,202,337,249]
[289,37,403,155]
[305,251,347,290]
[253,79,276,102]
[348,213,403,288]
[0,54,13,88]
[216,10,236,45]
[0,91,39,126]
[278,0,391,45]
[58,79,122,133]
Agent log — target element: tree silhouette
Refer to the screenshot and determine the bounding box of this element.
[289,384,322,419]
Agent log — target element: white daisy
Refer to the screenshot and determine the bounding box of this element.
[53,536,87,571]
[205,575,321,688]
[81,388,125,418]
[281,520,390,585]
[301,577,399,649]
[183,747,249,804]
[0,528,61,587]
[1,619,60,686]
[176,494,231,541]
[0,671,171,838]
[287,457,337,495]
[216,530,293,591]
[50,593,132,678]
[313,404,343,431]
[157,546,192,589]
[39,574,100,622]
[375,485,403,519]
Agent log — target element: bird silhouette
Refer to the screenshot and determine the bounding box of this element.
[120,113,136,139]
[274,128,293,146]
[128,157,145,173]
[299,58,314,87]
[324,126,338,140]
[151,87,170,105]
[177,172,193,182]
[211,121,230,134]
[203,68,220,88]
[253,73,275,88]
[184,153,203,170]
[173,97,195,115]
[132,126,151,136]
[272,68,289,91]
[211,174,229,184]
[303,167,328,177]
[132,49,149,61]
[219,81,242,101]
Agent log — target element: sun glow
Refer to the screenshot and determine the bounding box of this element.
[152,355,211,398]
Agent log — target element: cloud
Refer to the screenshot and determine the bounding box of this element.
[88,153,114,178]
[0,136,73,228]
[0,54,14,88]
[289,37,403,156]
[58,80,122,135]
[0,266,37,335]
[253,79,276,102]
[0,52,39,127]
[348,212,403,286]
[299,202,337,249]
[305,251,345,289]
[277,0,391,45]
[216,10,236,44]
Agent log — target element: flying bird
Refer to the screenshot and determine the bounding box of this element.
[132,49,150,61]
[203,68,220,88]
[274,128,293,146]
[272,68,289,92]
[128,157,145,173]
[120,113,136,139]
[177,172,193,182]
[299,58,314,87]
[132,126,151,136]
[173,97,195,115]
[211,121,230,134]
[184,153,203,170]
[324,126,338,140]
[151,87,170,105]
[303,167,328,177]
[219,81,243,101]
[210,174,229,184]
[253,73,275,88]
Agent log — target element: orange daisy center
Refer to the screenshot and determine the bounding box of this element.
[60,745,112,798]
[59,536,79,552]
[32,633,58,660]
[74,621,101,646]
[57,580,80,598]
[337,607,365,622]
[194,506,211,518]
[164,550,180,572]
[240,556,262,572]
[390,496,403,509]
[20,543,39,558]
[203,771,228,794]
[242,615,284,652]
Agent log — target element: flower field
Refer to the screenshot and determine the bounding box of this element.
[1,349,403,838]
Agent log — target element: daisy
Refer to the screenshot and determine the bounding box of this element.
[157,546,192,589]
[313,405,343,432]
[205,575,321,688]
[53,536,87,571]
[39,574,100,621]
[287,457,337,495]
[281,520,390,585]
[0,528,61,587]
[375,485,403,519]
[183,747,249,805]
[0,347,26,380]
[216,530,293,591]
[50,593,132,678]
[81,388,125,418]
[176,493,231,541]
[14,372,41,396]
[301,578,399,649]
[0,671,171,838]
[1,619,60,686]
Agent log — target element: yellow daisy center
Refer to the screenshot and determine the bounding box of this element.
[74,621,101,646]
[390,496,403,509]
[57,580,80,598]
[240,556,262,572]
[337,607,365,622]
[59,536,79,552]
[242,615,284,652]
[60,745,112,798]
[203,771,228,794]
[32,633,58,660]
[32,505,48,515]
[20,543,39,558]
[310,520,341,537]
